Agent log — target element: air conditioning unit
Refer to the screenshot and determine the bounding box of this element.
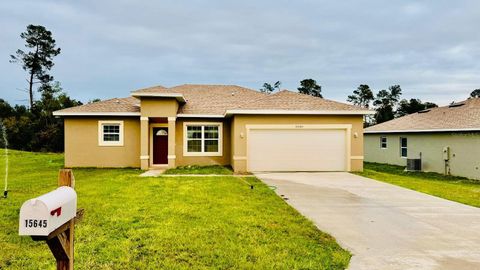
[406,159,422,171]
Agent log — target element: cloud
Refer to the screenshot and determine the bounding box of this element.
[1,0,480,106]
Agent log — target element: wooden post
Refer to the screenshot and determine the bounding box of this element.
[55,169,75,270]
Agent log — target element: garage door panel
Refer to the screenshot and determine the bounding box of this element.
[248,129,346,172]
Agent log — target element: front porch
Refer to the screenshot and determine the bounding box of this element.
[140,116,176,170]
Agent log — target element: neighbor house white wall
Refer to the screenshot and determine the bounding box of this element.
[364,133,480,180]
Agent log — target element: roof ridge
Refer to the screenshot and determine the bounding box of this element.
[169,83,260,92]
[321,97,366,110]
[132,84,167,93]
[177,83,240,87]
[404,98,473,113]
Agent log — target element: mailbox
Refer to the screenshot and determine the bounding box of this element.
[19,186,77,236]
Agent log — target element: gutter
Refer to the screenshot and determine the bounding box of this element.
[224,109,374,117]
[364,128,480,134]
[52,111,141,116]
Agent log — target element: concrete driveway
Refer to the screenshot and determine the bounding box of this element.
[255,172,480,270]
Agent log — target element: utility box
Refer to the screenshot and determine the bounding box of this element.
[19,186,77,236]
[443,146,450,161]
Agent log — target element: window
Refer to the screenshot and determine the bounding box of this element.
[98,121,124,146]
[184,123,222,156]
[400,137,407,158]
[380,136,387,149]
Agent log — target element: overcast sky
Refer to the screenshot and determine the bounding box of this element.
[1,0,479,106]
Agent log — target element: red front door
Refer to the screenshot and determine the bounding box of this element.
[153,128,168,164]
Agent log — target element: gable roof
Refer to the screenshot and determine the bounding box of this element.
[131,85,186,102]
[131,85,167,93]
[54,84,372,117]
[365,98,480,133]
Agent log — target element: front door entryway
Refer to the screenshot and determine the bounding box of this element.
[153,127,168,164]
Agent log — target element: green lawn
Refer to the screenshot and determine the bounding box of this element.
[164,165,233,175]
[0,150,350,269]
[356,162,480,207]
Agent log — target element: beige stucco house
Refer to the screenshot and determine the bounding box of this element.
[364,98,480,180]
[53,84,371,172]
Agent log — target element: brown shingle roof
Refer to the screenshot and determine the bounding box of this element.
[365,98,480,133]
[53,97,139,114]
[235,90,366,111]
[167,84,267,115]
[55,84,370,116]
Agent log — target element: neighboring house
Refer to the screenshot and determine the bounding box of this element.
[53,84,371,172]
[364,98,480,180]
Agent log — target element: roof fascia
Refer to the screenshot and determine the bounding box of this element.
[364,128,480,134]
[130,92,186,103]
[224,109,374,117]
[176,114,224,118]
[52,111,141,116]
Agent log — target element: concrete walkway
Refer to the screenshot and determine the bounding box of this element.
[255,172,480,270]
[139,170,165,177]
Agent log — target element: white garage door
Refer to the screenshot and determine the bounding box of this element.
[247,128,347,172]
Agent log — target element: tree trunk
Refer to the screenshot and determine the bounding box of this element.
[29,69,34,109]
[29,44,39,110]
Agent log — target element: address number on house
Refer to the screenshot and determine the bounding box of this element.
[24,219,48,228]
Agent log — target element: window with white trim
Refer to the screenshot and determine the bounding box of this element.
[184,123,222,156]
[380,136,387,149]
[400,137,407,157]
[98,121,124,146]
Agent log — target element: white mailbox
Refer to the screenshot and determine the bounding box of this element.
[19,186,77,236]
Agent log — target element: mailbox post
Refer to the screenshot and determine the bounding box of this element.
[19,169,78,270]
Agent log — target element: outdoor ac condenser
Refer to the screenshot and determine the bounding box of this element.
[406,159,422,171]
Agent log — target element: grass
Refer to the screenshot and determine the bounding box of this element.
[0,150,350,269]
[356,162,480,207]
[164,165,234,175]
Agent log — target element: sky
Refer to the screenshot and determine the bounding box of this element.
[1,0,479,106]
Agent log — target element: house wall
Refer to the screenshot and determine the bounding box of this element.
[140,97,178,117]
[63,113,364,171]
[174,118,231,166]
[64,117,140,167]
[230,115,365,172]
[364,133,480,180]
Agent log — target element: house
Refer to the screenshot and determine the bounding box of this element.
[53,84,371,172]
[364,98,480,180]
